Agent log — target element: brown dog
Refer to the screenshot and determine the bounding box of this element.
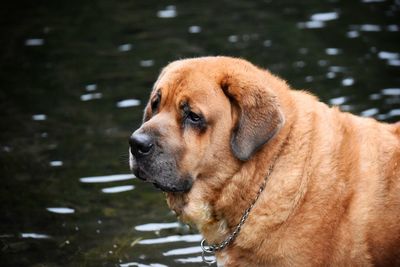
[129,56,400,266]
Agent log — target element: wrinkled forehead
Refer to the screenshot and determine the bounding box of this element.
[152,63,221,103]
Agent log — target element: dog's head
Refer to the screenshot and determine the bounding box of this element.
[129,57,284,193]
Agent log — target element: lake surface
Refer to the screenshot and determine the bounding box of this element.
[0,0,399,266]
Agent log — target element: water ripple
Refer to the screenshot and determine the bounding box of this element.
[138,234,202,245]
[101,185,135,193]
[310,12,339,22]
[80,93,102,101]
[157,5,177,18]
[163,246,202,256]
[118,44,133,52]
[382,88,400,96]
[21,233,51,239]
[135,222,180,232]
[360,24,381,32]
[25,38,44,46]
[49,161,63,167]
[175,255,215,263]
[32,114,47,121]
[188,26,202,33]
[329,96,348,105]
[46,207,75,214]
[80,174,135,183]
[120,262,168,267]
[297,21,325,29]
[117,99,141,108]
[360,108,379,117]
[85,84,97,91]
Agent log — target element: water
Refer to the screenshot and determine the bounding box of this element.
[0,0,399,266]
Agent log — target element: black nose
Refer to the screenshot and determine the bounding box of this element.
[129,133,154,157]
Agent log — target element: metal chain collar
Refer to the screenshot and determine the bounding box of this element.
[200,151,281,265]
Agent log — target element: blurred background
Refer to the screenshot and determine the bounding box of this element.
[0,0,399,266]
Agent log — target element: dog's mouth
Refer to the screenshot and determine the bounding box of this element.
[129,148,192,193]
[132,166,192,193]
[133,167,148,182]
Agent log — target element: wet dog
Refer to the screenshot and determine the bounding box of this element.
[129,56,400,266]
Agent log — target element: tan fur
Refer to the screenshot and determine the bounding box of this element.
[142,56,400,266]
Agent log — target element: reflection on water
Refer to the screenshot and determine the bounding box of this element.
[157,6,178,19]
[80,174,135,183]
[135,222,181,232]
[138,235,203,245]
[21,233,51,239]
[80,92,103,101]
[101,185,135,194]
[117,99,141,108]
[46,207,75,214]
[0,0,399,266]
[25,38,45,46]
[120,262,168,267]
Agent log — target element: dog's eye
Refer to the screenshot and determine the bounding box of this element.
[151,98,160,112]
[151,90,161,113]
[187,111,201,123]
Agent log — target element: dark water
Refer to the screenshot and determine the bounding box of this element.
[0,0,399,266]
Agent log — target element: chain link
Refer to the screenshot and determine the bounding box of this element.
[200,152,280,257]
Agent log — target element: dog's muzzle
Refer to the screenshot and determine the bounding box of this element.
[128,131,193,193]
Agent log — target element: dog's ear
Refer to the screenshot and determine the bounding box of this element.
[221,75,284,161]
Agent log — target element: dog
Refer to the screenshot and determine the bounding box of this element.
[129,56,400,266]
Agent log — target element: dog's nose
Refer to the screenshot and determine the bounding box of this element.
[129,133,154,157]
